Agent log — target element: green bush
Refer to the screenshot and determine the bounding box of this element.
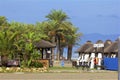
[30,61,43,68]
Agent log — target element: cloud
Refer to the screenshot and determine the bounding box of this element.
[97,14,104,17]
[96,14,120,19]
[107,14,120,19]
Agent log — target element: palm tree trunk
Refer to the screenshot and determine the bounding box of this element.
[59,47,64,60]
[51,37,56,61]
[1,55,8,66]
[67,44,72,61]
[56,36,60,61]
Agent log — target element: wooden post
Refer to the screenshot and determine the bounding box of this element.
[41,48,43,59]
[118,37,120,80]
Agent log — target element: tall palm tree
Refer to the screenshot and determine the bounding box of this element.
[65,26,82,61]
[45,10,82,61]
[45,10,70,61]
[46,10,69,22]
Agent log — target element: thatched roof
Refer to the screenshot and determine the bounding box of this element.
[95,40,104,52]
[34,40,56,48]
[85,40,112,53]
[85,40,104,53]
[104,40,112,48]
[96,40,103,44]
[76,41,93,53]
[104,40,118,53]
[84,44,94,53]
[104,40,112,53]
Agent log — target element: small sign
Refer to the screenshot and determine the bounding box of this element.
[93,44,98,47]
[47,50,51,53]
[93,44,104,48]
[98,44,104,47]
[61,60,64,67]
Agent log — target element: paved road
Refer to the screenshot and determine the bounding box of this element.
[0,72,118,80]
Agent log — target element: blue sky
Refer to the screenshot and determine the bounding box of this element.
[0,0,120,35]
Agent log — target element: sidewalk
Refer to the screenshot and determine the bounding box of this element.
[53,60,72,67]
[0,72,118,80]
[48,68,117,73]
[52,61,117,73]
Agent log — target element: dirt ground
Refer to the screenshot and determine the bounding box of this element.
[0,71,118,80]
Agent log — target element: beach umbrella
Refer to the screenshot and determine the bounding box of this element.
[94,40,104,69]
[104,40,112,53]
[104,40,118,53]
[75,41,93,67]
[95,40,104,53]
[85,40,104,53]
[85,44,94,53]
[76,41,93,53]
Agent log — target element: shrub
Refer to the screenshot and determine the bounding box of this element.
[30,61,43,68]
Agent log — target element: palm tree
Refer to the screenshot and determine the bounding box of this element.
[45,10,82,61]
[45,10,70,61]
[0,16,8,26]
[46,10,69,22]
[65,26,82,61]
[0,26,20,66]
[14,23,47,67]
[9,22,48,67]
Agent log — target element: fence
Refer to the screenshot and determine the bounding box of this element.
[103,57,118,70]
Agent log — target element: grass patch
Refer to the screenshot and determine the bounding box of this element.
[49,67,77,70]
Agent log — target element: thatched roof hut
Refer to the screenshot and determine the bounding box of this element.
[35,40,56,48]
[76,41,93,53]
[84,44,94,53]
[95,40,104,52]
[104,40,112,53]
[96,40,103,44]
[104,40,118,53]
[84,40,104,53]
[34,40,56,59]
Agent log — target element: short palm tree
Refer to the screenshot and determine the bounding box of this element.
[0,26,19,66]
